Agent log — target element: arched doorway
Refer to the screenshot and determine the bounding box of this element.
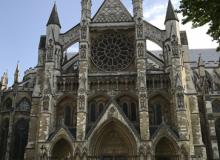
[90,119,137,159]
[155,137,179,160]
[51,139,72,159]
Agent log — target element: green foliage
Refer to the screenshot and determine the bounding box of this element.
[179,0,220,51]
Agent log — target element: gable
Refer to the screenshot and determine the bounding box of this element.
[93,0,133,23]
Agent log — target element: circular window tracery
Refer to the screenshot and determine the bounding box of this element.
[91,32,134,71]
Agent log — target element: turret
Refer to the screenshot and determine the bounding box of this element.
[46,4,61,66]
[81,0,91,21]
[1,72,8,90]
[132,0,143,18]
[165,0,180,44]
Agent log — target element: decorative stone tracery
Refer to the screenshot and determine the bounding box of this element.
[91,32,135,72]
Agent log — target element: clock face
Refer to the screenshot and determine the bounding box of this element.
[91,32,134,72]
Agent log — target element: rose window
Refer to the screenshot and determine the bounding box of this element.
[91,33,134,71]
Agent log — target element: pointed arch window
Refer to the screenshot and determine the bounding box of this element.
[13,119,29,160]
[88,98,108,123]
[122,103,129,117]
[212,100,220,113]
[90,103,96,122]
[64,106,72,126]
[98,103,104,115]
[131,102,137,121]
[117,97,138,122]
[4,98,12,111]
[17,98,31,111]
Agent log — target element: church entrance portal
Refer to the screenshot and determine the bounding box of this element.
[155,137,179,160]
[89,119,137,159]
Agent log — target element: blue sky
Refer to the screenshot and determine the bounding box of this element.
[0,0,218,86]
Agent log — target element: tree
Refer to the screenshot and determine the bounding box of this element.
[179,0,220,51]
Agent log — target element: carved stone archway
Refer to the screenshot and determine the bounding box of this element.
[154,137,179,160]
[89,119,137,159]
[51,139,73,159]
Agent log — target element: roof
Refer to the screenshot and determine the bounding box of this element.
[92,0,133,23]
[164,0,179,23]
[47,4,61,28]
[189,49,220,62]
[38,35,46,49]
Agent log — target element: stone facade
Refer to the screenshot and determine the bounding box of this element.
[0,0,220,160]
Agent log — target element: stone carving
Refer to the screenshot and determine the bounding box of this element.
[93,0,133,23]
[78,95,85,111]
[46,39,54,61]
[137,42,144,58]
[80,44,87,59]
[140,93,147,110]
[177,93,184,108]
[79,73,86,93]
[108,107,116,117]
[138,72,146,90]
[42,96,49,111]
[81,20,87,40]
[91,32,134,71]
[171,35,180,56]
[137,17,144,38]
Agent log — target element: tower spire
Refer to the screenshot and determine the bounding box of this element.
[1,72,8,90]
[165,0,179,24]
[47,3,61,28]
[14,62,19,84]
[198,54,205,67]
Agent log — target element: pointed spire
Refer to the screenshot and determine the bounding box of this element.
[198,54,205,67]
[47,4,61,28]
[165,0,179,24]
[1,72,8,90]
[14,63,19,84]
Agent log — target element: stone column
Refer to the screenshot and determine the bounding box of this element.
[5,85,17,160]
[25,97,41,160]
[205,98,219,159]
[188,94,207,159]
[171,57,188,140]
[76,0,90,141]
[133,0,149,142]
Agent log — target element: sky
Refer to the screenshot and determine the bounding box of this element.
[0,0,218,86]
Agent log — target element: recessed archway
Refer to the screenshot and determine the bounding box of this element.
[51,139,73,159]
[89,119,137,159]
[155,137,179,160]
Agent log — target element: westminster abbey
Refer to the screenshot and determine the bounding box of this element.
[0,0,220,159]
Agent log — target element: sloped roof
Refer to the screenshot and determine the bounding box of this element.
[47,4,61,28]
[165,0,179,23]
[92,0,133,23]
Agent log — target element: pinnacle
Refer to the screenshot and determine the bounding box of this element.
[198,55,205,67]
[47,4,61,28]
[165,0,179,24]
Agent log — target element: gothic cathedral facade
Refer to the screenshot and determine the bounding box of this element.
[0,0,220,160]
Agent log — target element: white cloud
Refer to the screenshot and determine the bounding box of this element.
[143,0,218,50]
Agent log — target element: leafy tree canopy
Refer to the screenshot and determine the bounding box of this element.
[179,0,220,51]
